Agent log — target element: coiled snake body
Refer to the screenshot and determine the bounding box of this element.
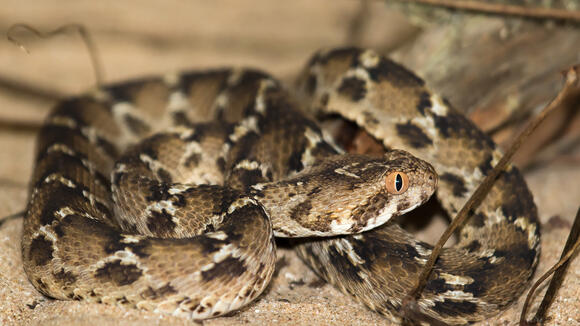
[22,48,539,324]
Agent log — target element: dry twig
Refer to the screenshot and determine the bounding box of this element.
[520,206,580,325]
[7,23,104,88]
[401,65,580,321]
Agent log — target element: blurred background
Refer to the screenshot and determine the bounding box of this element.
[0,1,579,325]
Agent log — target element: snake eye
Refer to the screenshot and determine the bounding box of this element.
[385,172,409,194]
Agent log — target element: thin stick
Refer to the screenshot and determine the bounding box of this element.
[0,211,25,228]
[396,0,580,22]
[519,207,580,325]
[7,23,104,88]
[402,66,580,312]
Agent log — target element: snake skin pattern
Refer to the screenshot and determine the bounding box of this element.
[22,47,539,325]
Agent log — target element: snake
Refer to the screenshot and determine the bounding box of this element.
[22,47,540,325]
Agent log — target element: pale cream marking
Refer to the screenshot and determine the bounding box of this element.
[54,206,77,219]
[121,235,143,243]
[320,128,344,154]
[343,67,372,84]
[135,300,158,312]
[329,219,355,235]
[47,145,101,184]
[410,115,439,141]
[162,71,180,87]
[47,115,78,129]
[139,153,169,176]
[429,94,449,116]
[206,231,228,241]
[334,238,365,265]
[334,168,361,179]
[227,197,257,214]
[226,68,244,86]
[414,244,433,257]
[200,263,216,272]
[254,79,278,114]
[439,290,476,300]
[229,116,259,143]
[82,189,108,209]
[44,174,77,188]
[80,126,101,146]
[48,114,115,158]
[167,91,191,113]
[250,183,265,191]
[489,255,504,264]
[359,198,422,233]
[514,217,539,248]
[147,200,179,216]
[234,159,260,171]
[94,250,145,272]
[300,127,325,167]
[212,244,235,263]
[168,184,193,195]
[37,225,59,243]
[181,141,203,166]
[212,298,234,318]
[112,101,152,138]
[214,92,230,112]
[114,163,128,174]
[360,49,380,68]
[47,143,76,157]
[439,272,474,285]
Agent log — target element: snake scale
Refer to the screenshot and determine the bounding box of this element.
[22,47,540,324]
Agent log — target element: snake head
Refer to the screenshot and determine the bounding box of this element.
[322,149,438,234]
[262,149,437,237]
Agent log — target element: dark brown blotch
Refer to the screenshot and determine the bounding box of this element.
[439,173,468,198]
[201,256,246,282]
[290,199,330,232]
[337,76,367,102]
[94,260,143,286]
[366,57,425,87]
[432,112,495,151]
[395,122,433,149]
[172,111,193,127]
[230,168,265,191]
[140,283,178,300]
[463,240,482,252]
[432,299,478,317]
[123,114,151,135]
[416,91,432,116]
[320,93,329,107]
[305,74,317,95]
[425,276,456,294]
[53,268,77,286]
[185,153,202,168]
[28,235,55,266]
[146,209,177,237]
[499,168,538,225]
[478,154,494,176]
[156,168,173,183]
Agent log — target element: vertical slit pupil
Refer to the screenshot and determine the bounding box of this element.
[395,174,402,191]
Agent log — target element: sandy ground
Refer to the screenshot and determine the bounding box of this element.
[0,1,579,325]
